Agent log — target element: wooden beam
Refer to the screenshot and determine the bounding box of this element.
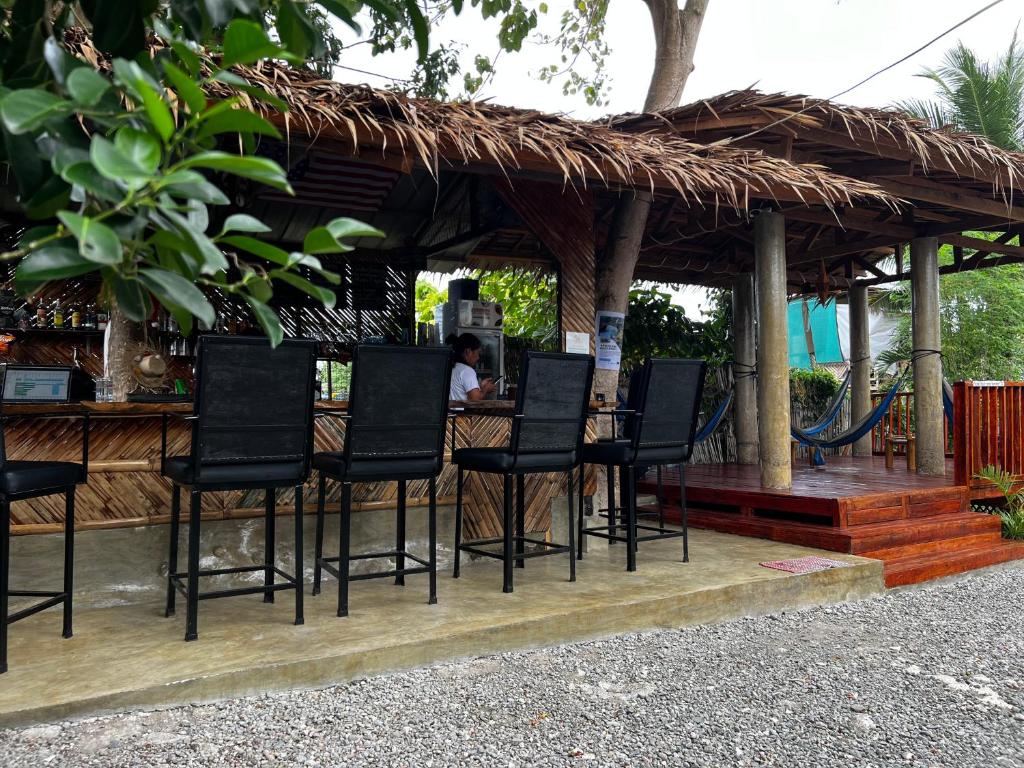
[869,176,1024,222]
[942,232,1024,257]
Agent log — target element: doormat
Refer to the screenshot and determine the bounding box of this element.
[759,556,852,574]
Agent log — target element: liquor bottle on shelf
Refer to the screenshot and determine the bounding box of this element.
[70,304,81,329]
[96,307,109,331]
[35,297,47,328]
[52,299,64,329]
[82,304,96,330]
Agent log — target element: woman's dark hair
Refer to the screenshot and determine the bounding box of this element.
[446,332,482,361]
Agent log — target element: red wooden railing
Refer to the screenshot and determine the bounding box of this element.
[870,390,952,456]
[953,381,1024,490]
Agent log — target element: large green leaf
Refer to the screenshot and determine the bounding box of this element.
[159,170,230,205]
[66,67,110,107]
[178,151,292,192]
[137,267,216,328]
[211,71,290,112]
[61,161,124,203]
[90,135,152,187]
[243,295,283,347]
[112,58,174,141]
[23,174,71,220]
[195,108,281,141]
[114,127,161,175]
[276,1,321,60]
[0,89,72,134]
[272,270,337,308]
[304,217,385,254]
[161,60,206,114]
[107,271,151,322]
[15,244,99,287]
[222,19,284,67]
[157,207,230,273]
[58,211,123,265]
[219,213,272,236]
[220,234,293,266]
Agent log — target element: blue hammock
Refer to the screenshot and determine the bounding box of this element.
[695,389,734,444]
[943,379,954,422]
[798,369,851,437]
[793,372,909,466]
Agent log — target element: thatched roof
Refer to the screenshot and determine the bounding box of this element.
[609,89,1024,194]
[203,64,898,214]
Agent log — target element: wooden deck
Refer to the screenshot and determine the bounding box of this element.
[637,457,1024,587]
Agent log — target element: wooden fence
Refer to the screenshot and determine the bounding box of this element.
[953,380,1024,492]
[870,391,953,457]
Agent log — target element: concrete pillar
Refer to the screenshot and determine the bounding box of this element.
[849,285,873,457]
[732,272,759,465]
[910,236,945,475]
[754,211,792,489]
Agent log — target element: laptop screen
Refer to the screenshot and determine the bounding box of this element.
[2,366,72,403]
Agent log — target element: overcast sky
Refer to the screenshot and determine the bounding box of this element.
[336,0,1023,314]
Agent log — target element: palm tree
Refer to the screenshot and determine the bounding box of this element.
[896,32,1024,151]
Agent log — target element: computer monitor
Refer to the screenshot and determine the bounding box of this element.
[2,365,73,404]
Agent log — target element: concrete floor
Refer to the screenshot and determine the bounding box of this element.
[0,530,883,728]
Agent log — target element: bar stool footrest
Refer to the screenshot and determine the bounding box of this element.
[318,550,432,583]
[458,536,570,561]
[169,565,298,601]
[6,591,68,624]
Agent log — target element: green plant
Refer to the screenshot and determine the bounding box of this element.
[976,465,1024,539]
[415,280,447,323]
[789,368,840,415]
[476,269,557,346]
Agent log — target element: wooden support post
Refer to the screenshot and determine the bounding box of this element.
[910,236,945,476]
[849,284,872,457]
[754,211,792,490]
[732,272,758,465]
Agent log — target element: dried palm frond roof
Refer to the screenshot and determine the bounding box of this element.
[199,64,899,213]
[608,89,1024,191]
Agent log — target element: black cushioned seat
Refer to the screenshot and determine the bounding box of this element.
[451,447,574,474]
[1,401,88,674]
[312,345,453,618]
[160,335,317,642]
[312,452,439,481]
[578,357,706,572]
[453,350,595,594]
[1,461,82,496]
[162,457,305,486]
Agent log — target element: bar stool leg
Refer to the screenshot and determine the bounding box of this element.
[515,475,525,569]
[313,473,325,596]
[428,476,437,605]
[165,484,181,617]
[264,489,276,603]
[680,464,690,563]
[566,469,576,583]
[606,464,616,545]
[294,485,304,626]
[453,468,464,579]
[656,465,666,531]
[337,482,351,618]
[625,467,637,572]
[395,479,406,585]
[576,464,585,561]
[502,473,513,594]
[1,500,9,673]
[185,490,201,642]
[62,486,75,639]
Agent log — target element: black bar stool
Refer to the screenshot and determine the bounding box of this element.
[160,335,317,642]
[578,358,706,571]
[1,408,88,673]
[312,345,452,617]
[453,350,594,593]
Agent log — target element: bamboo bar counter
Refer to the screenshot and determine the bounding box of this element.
[3,399,597,540]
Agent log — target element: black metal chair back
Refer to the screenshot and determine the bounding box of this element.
[510,351,595,458]
[632,358,707,461]
[343,345,453,472]
[191,335,318,476]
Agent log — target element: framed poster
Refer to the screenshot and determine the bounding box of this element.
[594,310,625,371]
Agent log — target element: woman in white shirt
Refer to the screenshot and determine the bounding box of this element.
[447,333,496,401]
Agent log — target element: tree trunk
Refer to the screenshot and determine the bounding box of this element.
[592,0,709,399]
[105,300,141,402]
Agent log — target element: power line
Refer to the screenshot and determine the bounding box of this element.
[712,0,1006,148]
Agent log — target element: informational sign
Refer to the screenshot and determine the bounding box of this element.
[594,310,625,371]
[565,331,590,355]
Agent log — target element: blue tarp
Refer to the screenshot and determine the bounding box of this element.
[788,299,844,369]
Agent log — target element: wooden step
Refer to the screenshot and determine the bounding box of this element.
[859,530,1003,561]
[884,541,1024,587]
[847,512,1001,554]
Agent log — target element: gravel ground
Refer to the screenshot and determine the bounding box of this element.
[4,563,1024,768]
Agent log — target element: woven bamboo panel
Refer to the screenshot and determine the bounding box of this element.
[492,179,596,354]
[4,408,593,538]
